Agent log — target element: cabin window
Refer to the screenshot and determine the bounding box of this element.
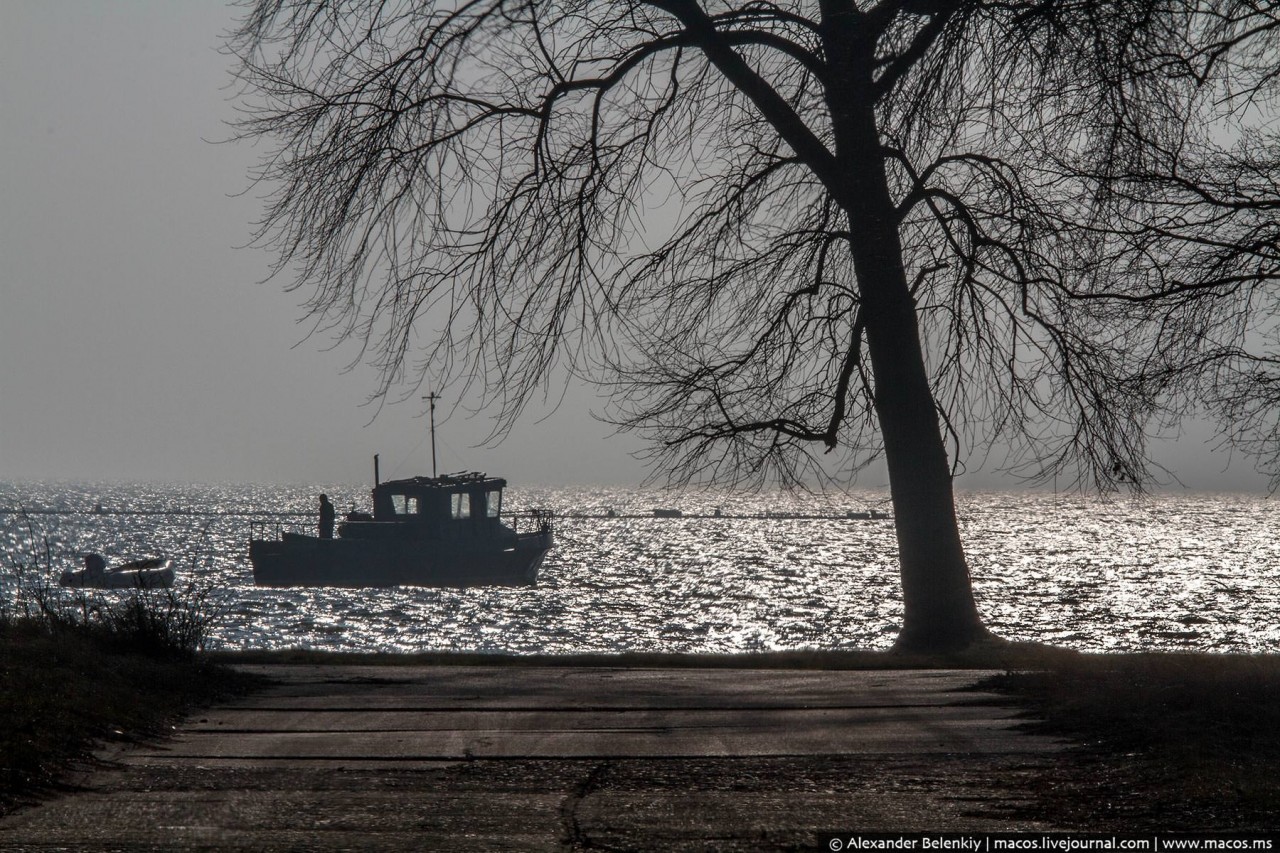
[451,492,471,519]
[390,494,419,515]
[486,489,501,518]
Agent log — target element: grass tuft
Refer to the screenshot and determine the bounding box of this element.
[0,526,256,813]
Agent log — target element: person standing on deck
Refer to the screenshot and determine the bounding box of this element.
[318,494,335,539]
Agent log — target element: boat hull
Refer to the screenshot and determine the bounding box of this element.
[249,530,552,588]
[59,559,175,590]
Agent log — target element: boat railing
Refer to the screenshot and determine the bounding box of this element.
[509,508,555,535]
[249,518,312,541]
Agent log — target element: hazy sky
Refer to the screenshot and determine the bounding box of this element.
[0,2,1270,491]
[0,1,652,486]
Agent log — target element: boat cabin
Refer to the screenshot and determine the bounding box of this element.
[373,472,505,522]
[338,472,510,541]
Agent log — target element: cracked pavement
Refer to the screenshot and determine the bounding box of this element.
[0,665,1066,850]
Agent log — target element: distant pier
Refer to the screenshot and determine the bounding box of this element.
[556,509,892,521]
[2,508,892,521]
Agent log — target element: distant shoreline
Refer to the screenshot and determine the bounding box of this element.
[0,508,310,517]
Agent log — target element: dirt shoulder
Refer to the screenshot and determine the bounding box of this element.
[0,622,259,816]
[981,653,1280,831]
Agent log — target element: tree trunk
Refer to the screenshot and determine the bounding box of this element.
[848,190,991,652]
[858,245,991,651]
[826,29,991,652]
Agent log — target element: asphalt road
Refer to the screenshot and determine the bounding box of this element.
[0,665,1066,851]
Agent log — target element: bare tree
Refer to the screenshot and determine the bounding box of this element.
[229,0,1280,651]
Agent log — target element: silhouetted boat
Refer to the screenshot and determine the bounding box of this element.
[249,472,554,588]
[59,556,175,589]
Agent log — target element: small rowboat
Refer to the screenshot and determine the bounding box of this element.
[59,557,175,590]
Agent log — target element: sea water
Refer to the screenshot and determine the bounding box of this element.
[2,482,1277,654]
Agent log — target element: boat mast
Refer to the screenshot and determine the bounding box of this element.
[423,393,440,478]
